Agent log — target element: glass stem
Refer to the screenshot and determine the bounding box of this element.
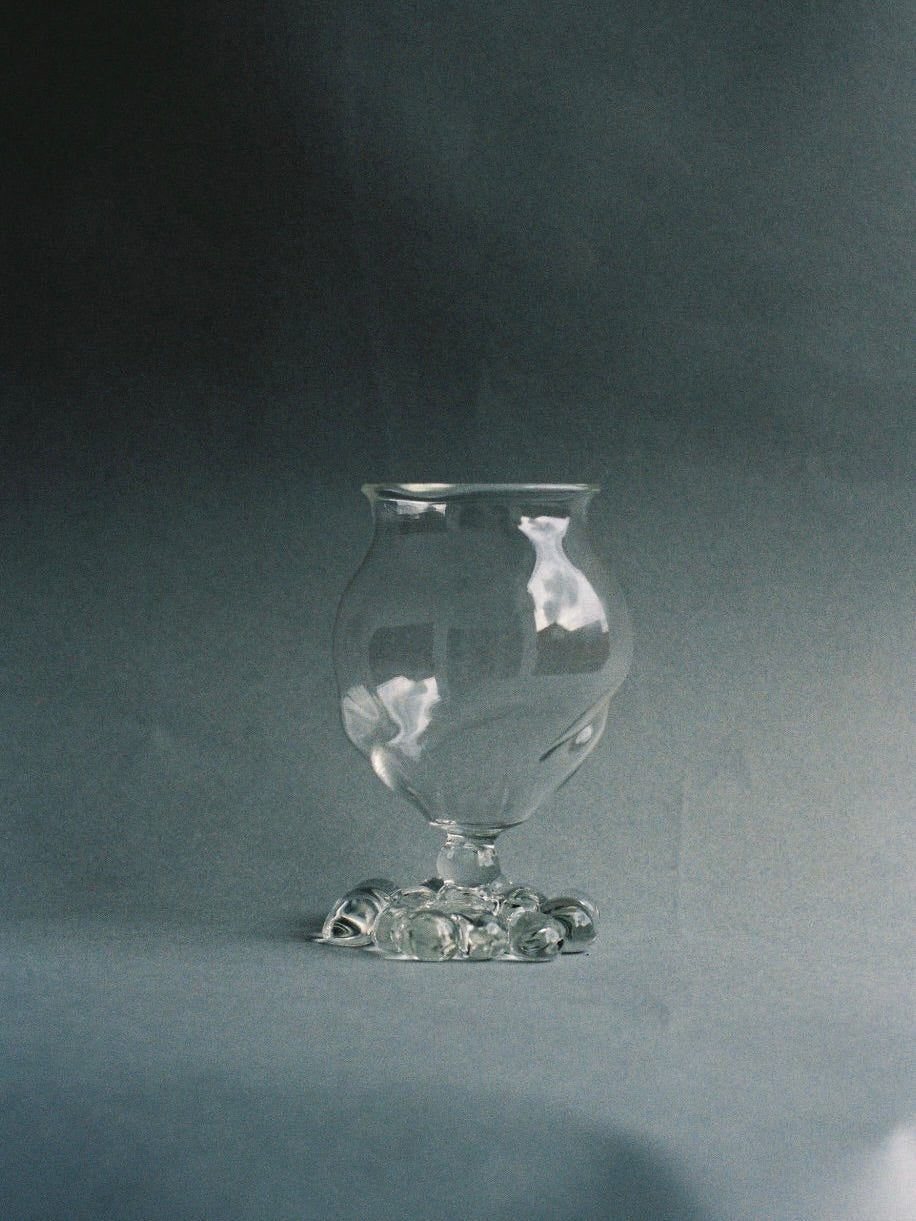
[436,831,504,888]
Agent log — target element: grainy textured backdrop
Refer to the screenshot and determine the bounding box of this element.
[1,4,913,1218]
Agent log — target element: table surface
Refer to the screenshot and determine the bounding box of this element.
[2,914,912,1221]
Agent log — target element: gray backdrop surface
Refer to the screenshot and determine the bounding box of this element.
[1,3,913,1218]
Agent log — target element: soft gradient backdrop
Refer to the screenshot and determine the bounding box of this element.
[2,3,913,1218]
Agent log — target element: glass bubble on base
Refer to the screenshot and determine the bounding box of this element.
[507,910,567,961]
[319,483,631,962]
[320,878,397,946]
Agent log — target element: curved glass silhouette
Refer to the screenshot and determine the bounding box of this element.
[333,483,632,888]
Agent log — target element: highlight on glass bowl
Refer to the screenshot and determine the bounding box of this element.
[319,483,632,961]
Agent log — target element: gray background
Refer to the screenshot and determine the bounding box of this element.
[2,3,914,1218]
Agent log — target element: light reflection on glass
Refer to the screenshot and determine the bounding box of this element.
[375,675,440,758]
[518,515,609,634]
[340,683,381,748]
[396,500,447,517]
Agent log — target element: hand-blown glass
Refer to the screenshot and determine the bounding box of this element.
[322,483,632,961]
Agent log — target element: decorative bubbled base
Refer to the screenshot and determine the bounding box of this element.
[318,860,598,963]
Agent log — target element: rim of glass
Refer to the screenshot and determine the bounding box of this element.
[363,482,600,501]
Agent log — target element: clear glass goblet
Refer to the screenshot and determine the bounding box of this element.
[323,483,632,960]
